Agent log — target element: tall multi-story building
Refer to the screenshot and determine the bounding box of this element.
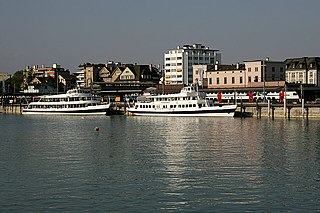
[164,43,221,85]
[285,57,320,86]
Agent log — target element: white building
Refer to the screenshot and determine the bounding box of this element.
[285,57,320,86]
[164,43,221,85]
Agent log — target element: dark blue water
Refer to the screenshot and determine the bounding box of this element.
[0,115,320,212]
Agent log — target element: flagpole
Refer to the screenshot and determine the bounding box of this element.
[283,83,286,118]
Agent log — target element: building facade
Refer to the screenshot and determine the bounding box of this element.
[243,59,285,87]
[193,63,246,89]
[285,57,320,86]
[164,43,221,85]
[193,58,285,89]
[0,72,11,94]
[21,63,75,93]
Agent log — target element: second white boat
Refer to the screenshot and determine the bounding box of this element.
[127,85,237,117]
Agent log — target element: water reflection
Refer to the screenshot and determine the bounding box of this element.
[1,115,320,212]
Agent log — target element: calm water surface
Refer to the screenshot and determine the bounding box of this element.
[0,115,320,212]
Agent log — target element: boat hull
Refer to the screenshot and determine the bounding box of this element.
[127,105,237,117]
[22,105,110,115]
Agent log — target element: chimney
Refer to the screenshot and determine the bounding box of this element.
[236,63,239,69]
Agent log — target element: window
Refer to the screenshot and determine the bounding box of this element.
[209,78,212,84]
[224,77,227,84]
[248,76,252,82]
[280,67,284,73]
[272,67,275,72]
[232,77,235,84]
[255,67,258,72]
[254,76,258,82]
[248,68,251,72]
[217,78,220,85]
[240,76,243,84]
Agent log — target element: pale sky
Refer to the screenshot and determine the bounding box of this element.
[1,0,319,74]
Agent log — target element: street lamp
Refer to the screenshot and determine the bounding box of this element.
[262,59,266,102]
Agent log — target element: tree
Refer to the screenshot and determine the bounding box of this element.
[8,70,24,94]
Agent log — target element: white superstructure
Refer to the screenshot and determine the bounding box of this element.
[127,85,237,117]
[164,43,221,85]
[22,89,110,115]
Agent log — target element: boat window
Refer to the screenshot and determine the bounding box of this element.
[193,104,196,107]
[189,104,193,107]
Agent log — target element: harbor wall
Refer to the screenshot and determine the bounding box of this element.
[0,104,24,114]
[2,102,320,118]
[243,105,320,118]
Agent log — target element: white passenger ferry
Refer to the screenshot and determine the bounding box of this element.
[127,85,237,117]
[22,89,110,115]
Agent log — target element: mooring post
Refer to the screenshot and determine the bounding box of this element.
[306,107,309,120]
[256,100,259,118]
[267,99,270,117]
[287,107,291,120]
[272,107,275,120]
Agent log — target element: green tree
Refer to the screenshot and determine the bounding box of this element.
[8,70,24,93]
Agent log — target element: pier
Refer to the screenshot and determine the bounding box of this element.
[236,101,320,119]
[2,101,320,119]
[0,103,25,114]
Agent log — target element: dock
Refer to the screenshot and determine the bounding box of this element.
[2,101,320,119]
[236,101,320,119]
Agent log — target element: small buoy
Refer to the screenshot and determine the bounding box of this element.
[95,127,99,131]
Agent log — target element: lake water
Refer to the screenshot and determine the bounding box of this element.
[0,115,320,212]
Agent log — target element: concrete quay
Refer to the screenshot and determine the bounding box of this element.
[237,102,320,119]
[0,104,24,114]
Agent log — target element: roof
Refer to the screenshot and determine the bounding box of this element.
[285,57,320,70]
